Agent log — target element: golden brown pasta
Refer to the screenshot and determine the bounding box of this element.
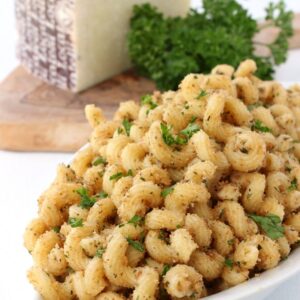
[25,59,300,299]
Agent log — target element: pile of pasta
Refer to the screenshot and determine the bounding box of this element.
[24,59,300,300]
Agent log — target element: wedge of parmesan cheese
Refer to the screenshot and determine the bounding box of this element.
[16,0,190,92]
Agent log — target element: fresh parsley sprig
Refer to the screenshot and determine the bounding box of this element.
[160,120,200,146]
[249,214,284,240]
[128,0,293,90]
[68,218,83,228]
[141,94,158,115]
[77,188,97,209]
[109,170,133,181]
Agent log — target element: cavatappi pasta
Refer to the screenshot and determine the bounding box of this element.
[25,59,300,299]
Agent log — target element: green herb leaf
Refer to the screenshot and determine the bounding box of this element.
[128,1,293,90]
[251,119,272,133]
[126,238,145,252]
[141,94,158,113]
[180,123,200,139]
[53,226,60,233]
[109,170,133,181]
[249,213,284,240]
[122,119,132,136]
[161,264,171,276]
[128,215,144,227]
[161,187,174,198]
[77,188,96,209]
[225,258,233,268]
[92,156,107,166]
[196,89,208,99]
[288,178,297,192]
[161,123,176,146]
[95,247,106,258]
[97,191,108,199]
[68,218,83,228]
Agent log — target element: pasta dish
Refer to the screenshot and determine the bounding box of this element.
[24,59,300,299]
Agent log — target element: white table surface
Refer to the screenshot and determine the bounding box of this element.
[0,1,300,299]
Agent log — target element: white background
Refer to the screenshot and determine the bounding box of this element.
[0,1,300,299]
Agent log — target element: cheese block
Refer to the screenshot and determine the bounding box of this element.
[15,0,190,93]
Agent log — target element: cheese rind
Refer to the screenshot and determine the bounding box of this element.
[16,0,190,92]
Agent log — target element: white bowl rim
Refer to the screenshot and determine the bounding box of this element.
[205,246,300,299]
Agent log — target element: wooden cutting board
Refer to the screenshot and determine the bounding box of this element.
[0,67,155,152]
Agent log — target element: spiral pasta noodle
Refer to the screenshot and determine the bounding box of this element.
[25,59,300,299]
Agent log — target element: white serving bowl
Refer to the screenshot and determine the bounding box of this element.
[205,246,300,300]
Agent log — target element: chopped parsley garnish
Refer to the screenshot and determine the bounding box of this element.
[251,119,272,133]
[126,238,145,252]
[77,188,97,209]
[95,247,106,258]
[161,187,174,198]
[141,94,158,114]
[122,119,133,136]
[68,218,83,228]
[160,121,200,146]
[287,178,297,192]
[161,123,177,146]
[97,191,108,199]
[53,226,60,233]
[225,258,233,268]
[128,215,145,227]
[109,170,133,181]
[161,264,171,276]
[92,156,107,166]
[196,89,208,99]
[180,123,200,139]
[249,214,284,240]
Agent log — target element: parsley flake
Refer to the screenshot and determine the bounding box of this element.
[161,264,171,276]
[122,119,133,136]
[128,215,144,227]
[141,94,158,114]
[196,89,208,99]
[92,156,107,166]
[68,218,83,228]
[249,214,284,240]
[180,123,200,139]
[97,191,108,199]
[53,226,60,233]
[95,247,106,258]
[251,120,272,133]
[288,178,297,192]
[126,238,145,252]
[161,187,174,198]
[225,258,233,268]
[77,188,96,209]
[109,170,133,181]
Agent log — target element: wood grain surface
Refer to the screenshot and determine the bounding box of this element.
[0,66,155,152]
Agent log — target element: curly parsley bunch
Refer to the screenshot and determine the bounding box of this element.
[128,0,293,90]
